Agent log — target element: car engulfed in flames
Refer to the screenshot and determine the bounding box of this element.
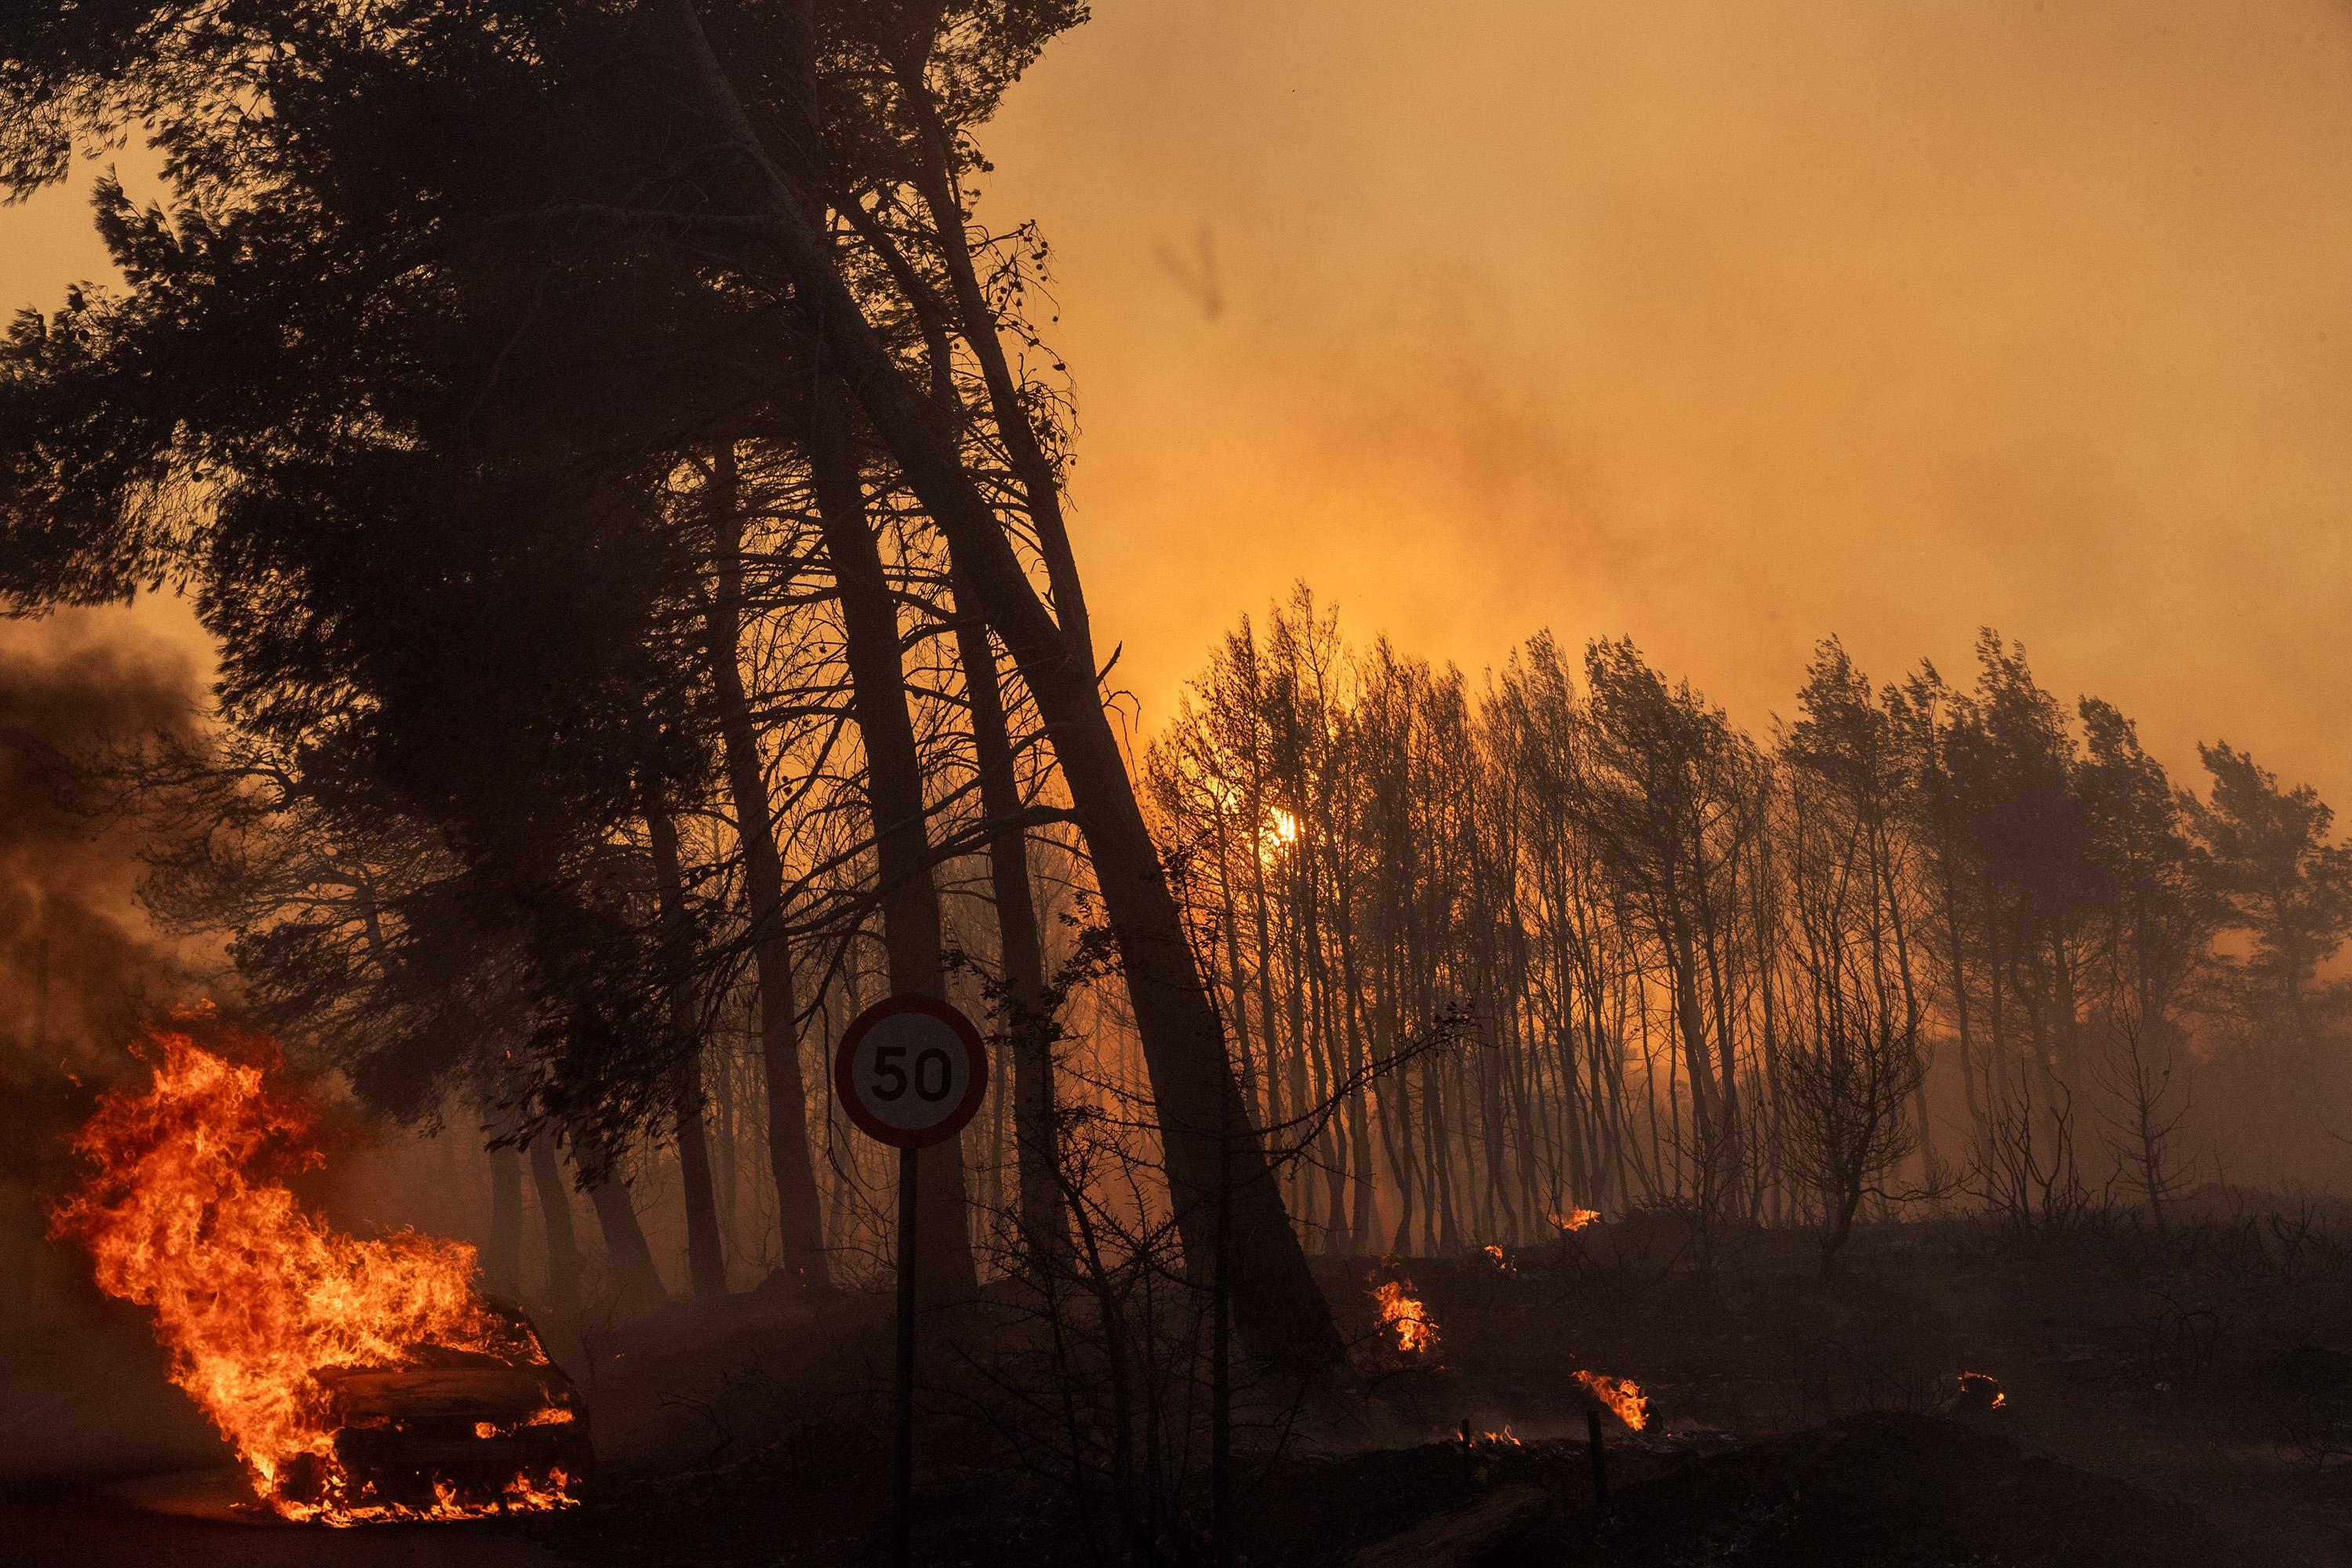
[50,1009,592,1525]
[283,1331,593,1521]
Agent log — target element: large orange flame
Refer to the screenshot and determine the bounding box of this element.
[1575,1370,1649,1431]
[1371,1278,1441,1359]
[49,1014,581,1524]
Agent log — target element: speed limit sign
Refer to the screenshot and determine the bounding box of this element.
[833,993,989,1149]
[837,994,989,1568]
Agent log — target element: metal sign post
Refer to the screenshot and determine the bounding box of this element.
[833,995,989,1568]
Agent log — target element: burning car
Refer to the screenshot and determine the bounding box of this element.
[51,1015,593,1524]
[281,1325,593,1520]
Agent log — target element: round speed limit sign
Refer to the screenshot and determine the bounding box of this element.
[833,994,989,1149]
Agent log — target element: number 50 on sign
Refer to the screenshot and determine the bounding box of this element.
[833,994,989,1149]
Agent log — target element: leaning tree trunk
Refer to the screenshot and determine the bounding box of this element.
[703,444,831,1287]
[647,794,731,1303]
[654,0,1338,1370]
[757,0,974,1300]
[528,1135,586,1316]
[579,1136,668,1313]
[892,56,1096,670]
[485,1142,524,1300]
[479,1094,527,1300]
[586,1181,666,1310]
[949,569,1067,1265]
[812,404,978,1300]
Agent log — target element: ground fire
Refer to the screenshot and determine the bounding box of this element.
[1548,1207,1602,1232]
[47,1011,590,1524]
[1371,1276,1442,1359]
[1575,1370,1650,1431]
[1955,1371,2009,1412]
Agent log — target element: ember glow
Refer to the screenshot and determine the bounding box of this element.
[1482,1243,1511,1271]
[49,1014,586,1524]
[1574,1370,1650,1431]
[1956,1370,2009,1411]
[1371,1278,1441,1358]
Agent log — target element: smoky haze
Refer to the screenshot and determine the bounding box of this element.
[0,2,2343,1207]
[1,0,2344,1239]
[1,3,2343,797]
[3,7,2352,1557]
[0,614,200,1132]
[0,608,587,1290]
[0,615,212,1484]
[978,0,2352,809]
[0,616,560,1490]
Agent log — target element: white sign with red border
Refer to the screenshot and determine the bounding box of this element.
[833,994,989,1149]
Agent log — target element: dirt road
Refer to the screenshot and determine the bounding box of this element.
[0,1311,569,1566]
[1,1479,568,1568]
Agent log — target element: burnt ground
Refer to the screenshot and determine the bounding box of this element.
[8,1210,2352,1566]
[1323,1213,2352,1567]
[1530,1411,2245,1567]
[503,1208,2352,1566]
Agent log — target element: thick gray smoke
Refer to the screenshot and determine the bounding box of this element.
[0,616,201,1317]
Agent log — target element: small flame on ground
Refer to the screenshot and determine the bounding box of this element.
[1575,1370,1649,1431]
[359,1467,575,1524]
[49,1013,582,1524]
[1548,1207,1601,1232]
[1371,1278,1441,1359]
[1481,1243,1513,1272]
[1956,1370,2009,1410]
[1475,1425,1521,1447]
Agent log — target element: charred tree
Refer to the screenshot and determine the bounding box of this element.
[646,793,730,1303]
[702,445,831,1288]
[485,1142,524,1301]
[811,423,978,1299]
[948,572,1067,1265]
[650,0,1333,1360]
[528,1136,586,1316]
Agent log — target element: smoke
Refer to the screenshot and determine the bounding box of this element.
[0,613,579,1493]
[5,7,2343,797]
[0,610,260,1495]
[984,0,2352,808]
[0,612,203,1315]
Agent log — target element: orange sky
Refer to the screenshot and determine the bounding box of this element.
[3,0,2347,808]
[983,0,2352,807]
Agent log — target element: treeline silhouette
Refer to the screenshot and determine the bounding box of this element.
[2,5,2344,1359]
[1145,586,2352,1274]
[0,0,1341,1366]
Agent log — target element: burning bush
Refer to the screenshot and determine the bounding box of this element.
[1576,1370,1650,1431]
[1370,1276,1442,1360]
[48,1010,587,1523]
